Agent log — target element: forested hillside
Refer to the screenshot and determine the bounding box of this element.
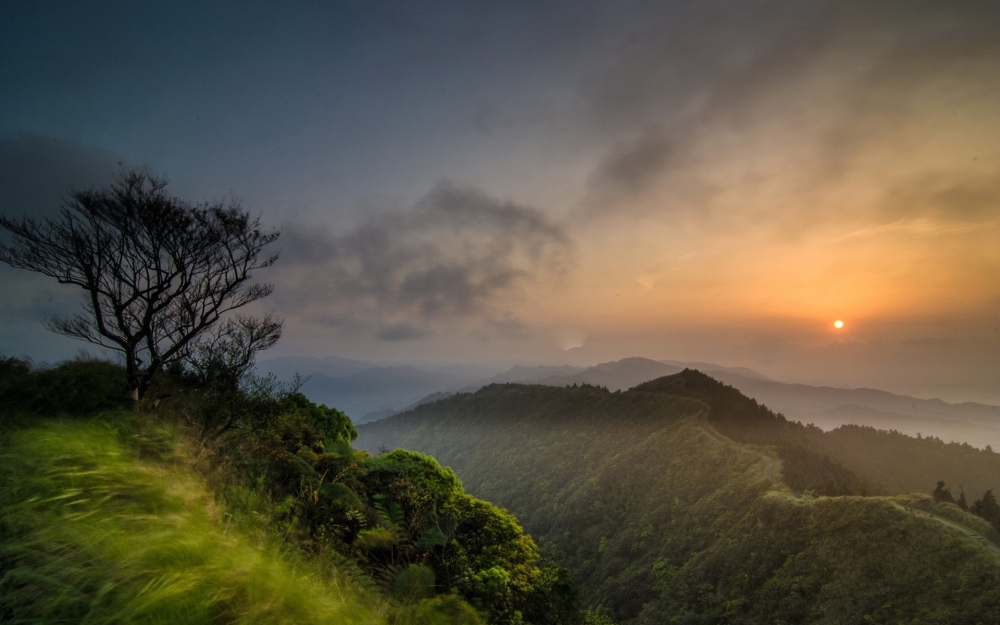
[357,370,1000,623]
[632,371,1000,500]
[479,357,1000,452]
[0,358,579,625]
[705,369,1000,451]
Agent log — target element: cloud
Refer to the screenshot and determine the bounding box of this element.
[578,0,1000,228]
[881,171,1000,223]
[0,135,123,220]
[586,1,836,130]
[376,323,428,342]
[277,180,572,334]
[483,312,534,340]
[588,130,674,201]
[579,2,841,214]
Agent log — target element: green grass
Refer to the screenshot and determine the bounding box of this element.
[0,415,385,624]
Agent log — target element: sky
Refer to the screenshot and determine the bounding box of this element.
[2,0,999,403]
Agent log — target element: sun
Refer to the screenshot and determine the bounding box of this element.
[833,320,844,329]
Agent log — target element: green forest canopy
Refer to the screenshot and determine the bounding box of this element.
[357,370,1000,624]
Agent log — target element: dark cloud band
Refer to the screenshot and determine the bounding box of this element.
[278,180,572,338]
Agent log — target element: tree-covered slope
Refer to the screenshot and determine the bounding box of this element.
[818,424,1000,499]
[359,383,770,619]
[632,370,1000,500]
[648,492,1000,624]
[357,371,1000,623]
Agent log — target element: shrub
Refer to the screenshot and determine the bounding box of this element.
[0,356,130,419]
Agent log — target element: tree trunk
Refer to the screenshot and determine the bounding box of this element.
[126,349,141,411]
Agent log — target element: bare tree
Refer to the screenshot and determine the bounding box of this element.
[0,169,281,405]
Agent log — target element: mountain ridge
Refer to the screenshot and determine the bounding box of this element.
[261,354,1000,448]
[356,370,1000,623]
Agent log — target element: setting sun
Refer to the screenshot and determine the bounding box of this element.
[834,320,845,329]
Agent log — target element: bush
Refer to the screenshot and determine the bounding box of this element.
[395,564,437,600]
[2,359,581,625]
[406,594,483,625]
[0,356,130,420]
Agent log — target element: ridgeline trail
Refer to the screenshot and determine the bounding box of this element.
[890,501,1000,554]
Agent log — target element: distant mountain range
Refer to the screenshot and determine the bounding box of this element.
[258,355,1000,447]
[705,370,1000,450]
[473,356,770,389]
[255,355,500,421]
[255,355,752,423]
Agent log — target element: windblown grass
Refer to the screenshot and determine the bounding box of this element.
[0,416,385,624]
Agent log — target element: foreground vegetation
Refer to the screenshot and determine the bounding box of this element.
[0,170,579,623]
[0,357,579,624]
[358,370,1000,624]
[8,356,1000,624]
[0,417,381,624]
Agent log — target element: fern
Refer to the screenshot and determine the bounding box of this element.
[372,494,405,527]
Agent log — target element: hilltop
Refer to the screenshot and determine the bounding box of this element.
[357,370,1000,623]
[275,354,1000,449]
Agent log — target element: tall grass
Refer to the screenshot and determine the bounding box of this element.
[0,416,385,624]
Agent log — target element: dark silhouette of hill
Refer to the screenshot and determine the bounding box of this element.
[634,370,1000,500]
[482,364,587,384]
[481,358,1000,449]
[477,357,771,391]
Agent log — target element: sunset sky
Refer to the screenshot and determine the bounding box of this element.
[2,1,999,403]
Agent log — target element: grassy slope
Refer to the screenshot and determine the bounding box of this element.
[0,415,384,624]
[357,381,1000,623]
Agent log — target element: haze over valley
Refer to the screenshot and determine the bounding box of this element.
[262,354,1000,451]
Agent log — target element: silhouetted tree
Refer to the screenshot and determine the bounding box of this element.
[0,170,281,405]
[957,489,969,510]
[972,489,1000,531]
[933,480,956,505]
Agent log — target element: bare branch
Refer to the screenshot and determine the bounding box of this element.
[0,169,282,404]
